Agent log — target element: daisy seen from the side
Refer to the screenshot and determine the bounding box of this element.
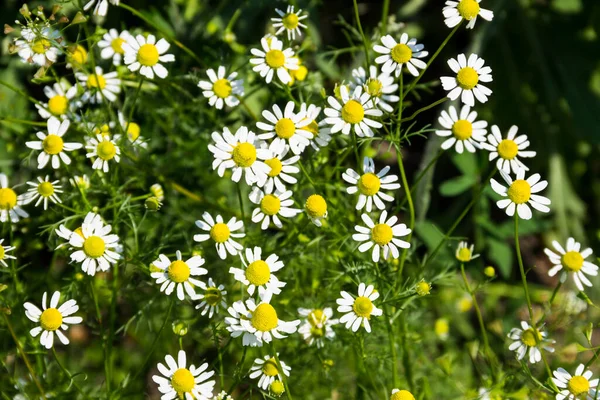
[24,176,62,210]
[350,66,399,113]
[35,81,78,119]
[455,241,480,263]
[198,66,244,110]
[86,133,121,172]
[230,246,286,303]
[272,5,308,40]
[152,350,216,400]
[490,168,551,220]
[98,29,132,66]
[123,34,175,79]
[263,144,300,193]
[249,354,291,391]
[249,186,301,230]
[151,250,207,301]
[544,238,598,292]
[480,125,536,174]
[552,364,598,400]
[76,66,121,103]
[69,214,121,275]
[441,53,492,107]
[336,282,382,333]
[507,321,555,364]
[117,111,147,148]
[324,85,383,137]
[250,36,298,85]
[0,239,16,268]
[26,117,83,169]
[195,278,228,319]
[305,194,328,227]
[193,212,245,260]
[0,173,29,223]
[297,307,339,347]
[298,104,332,151]
[256,101,312,155]
[343,156,401,212]
[435,105,487,153]
[373,33,428,77]
[443,0,494,29]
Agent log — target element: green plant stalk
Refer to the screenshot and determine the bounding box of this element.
[124,77,145,137]
[352,130,361,166]
[399,97,448,123]
[236,95,259,122]
[395,149,414,286]
[352,0,370,65]
[211,323,225,390]
[398,151,443,210]
[52,347,87,398]
[270,342,293,400]
[400,314,415,392]
[385,306,399,387]
[381,0,390,33]
[237,184,246,223]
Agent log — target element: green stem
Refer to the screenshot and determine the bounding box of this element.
[400,314,414,392]
[236,95,259,122]
[398,151,443,210]
[237,184,246,224]
[399,97,448,123]
[381,0,390,33]
[211,323,225,390]
[52,347,87,398]
[298,160,316,188]
[352,0,370,65]
[396,147,414,286]
[385,306,399,387]
[352,131,361,166]
[270,342,293,400]
[124,77,144,137]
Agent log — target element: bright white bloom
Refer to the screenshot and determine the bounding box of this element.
[297,104,331,151]
[69,213,121,275]
[70,175,90,191]
[455,241,480,263]
[208,126,271,186]
[373,34,428,77]
[257,101,312,155]
[336,282,382,333]
[98,29,132,66]
[353,211,411,262]
[23,291,82,349]
[507,321,555,364]
[250,37,298,85]
[85,134,121,172]
[297,307,338,347]
[0,174,29,223]
[249,354,291,390]
[443,0,494,29]
[435,105,487,153]
[0,239,16,268]
[193,212,245,260]
[441,53,492,106]
[230,246,286,303]
[552,364,598,400]
[544,238,598,292]
[480,125,536,174]
[195,278,228,319]
[84,0,119,16]
[76,66,121,103]
[26,117,83,169]
[123,34,175,79]
[324,86,383,137]
[151,251,207,301]
[150,183,164,201]
[343,157,400,212]
[225,299,300,347]
[272,5,308,40]
[263,144,300,193]
[24,176,62,210]
[490,168,550,220]
[152,350,215,400]
[54,212,100,250]
[198,66,244,110]
[390,389,416,400]
[35,82,78,119]
[249,186,301,230]
[350,66,399,113]
[15,26,61,66]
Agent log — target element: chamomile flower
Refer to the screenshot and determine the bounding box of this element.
[54,212,101,250]
[66,45,88,70]
[24,176,62,210]
[117,111,147,148]
[490,168,550,220]
[229,246,286,303]
[69,214,121,275]
[507,321,555,364]
[150,183,164,202]
[152,350,216,400]
[298,104,332,151]
[480,125,536,174]
[443,0,494,29]
[552,364,598,400]
[0,173,29,223]
[373,33,428,77]
[76,66,121,103]
[151,251,207,301]
[213,392,234,400]
[353,211,411,262]
[263,145,300,193]
[35,81,78,119]
[86,134,121,172]
[23,291,82,349]
[193,212,245,260]
[343,157,401,212]
[98,29,132,66]
[250,36,299,85]
[249,355,291,390]
[297,307,339,347]
[70,175,90,191]
[350,66,399,113]
[208,126,271,186]
[257,101,312,155]
[336,282,382,333]
[123,34,175,79]
[195,278,228,318]
[390,389,415,400]
[26,117,83,169]
[272,5,308,40]
[324,85,383,137]
[544,238,599,292]
[441,53,492,106]
[435,105,487,153]
[455,241,480,263]
[15,26,62,66]
[225,299,300,347]
[249,186,301,230]
[305,194,328,227]
[0,239,16,268]
[84,0,120,16]
[198,66,244,110]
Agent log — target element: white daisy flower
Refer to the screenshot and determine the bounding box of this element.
[212,391,234,400]
[151,250,207,301]
[229,246,286,303]
[435,105,487,153]
[26,117,83,169]
[85,133,121,173]
[455,241,480,263]
[490,168,551,220]
[250,36,299,85]
[297,307,339,347]
[98,29,132,66]
[150,183,164,201]
[390,389,416,400]
[123,34,175,79]
[54,212,101,250]
[544,238,599,292]
[324,85,383,137]
[249,354,291,390]
[336,282,382,333]
[225,299,300,347]
[343,157,401,212]
[0,173,29,223]
[373,33,428,77]
[0,239,16,268]
[76,66,121,103]
[304,194,328,227]
[208,126,271,186]
[297,104,332,151]
[195,278,228,319]
[272,5,308,40]
[193,212,245,260]
[249,186,301,230]
[24,176,63,210]
[23,291,82,349]
[507,321,555,364]
[35,81,78,119]
[263,144,300,193]
[441,53,492,106]
[198,66,244,110]
[117,111,147,148]
[15,26,62,66]
[552,364,598,400]
[70,175,90,191]
[352,211,411,263]
[257,101,312,155]
[480,125,536,174]
[84,0,120,16]
[69,214,121,275]
[152,350,216,400]
[350,66,399,113]
[443,0,494,29]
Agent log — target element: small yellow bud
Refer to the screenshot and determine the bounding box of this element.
[415,281,431,296]
[484,266,495,278]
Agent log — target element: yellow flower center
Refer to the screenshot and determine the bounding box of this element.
[353,296,374,318]
[138,43,159,66]
[111,37,126,54]
[391,43,413,64]
[232,142,257,167]
[69,45,88,65]
[213,78,232,99]
[282,13,299,30]
[251,303,279,332]
[209,223,230,243]
[305,120,319,137]
[97,140,117,161]
[265,158,283,177]
[308,309,325,326]
[341,100,365,124]
[416,281,431,296]
[452,120,473,140]
[270,380,285,395]
[290,65,308,82]
[457,0,481,20]
[40,308,63,331]
[456,247,472,262]
[275,118,296,139]
[435,319,449,336]
[0,246,4,259]
[310,326,324,337]
[126,122,141,141]
[204,287,222,306]
[38,182,54,197]
[458,296,473,312]
[42,134,64,155]
[562,251,584,272]
[31,39,51,54]
[168,260,191,283]
[83,236,105,258]
[245,260,271,286]
[262,358,279,377]
[365,78,383,97]
[456,67,479,90]
[0,188,18,210]
[305,194,327,218]
[520,328,542,347]
[171,368,195,394]
[497,139,518,160]
[87,74,107,89]
[358,173,381,196]
[371,223,393,246]
[260,194,281,216]
[507,179,531,204]
[568,376,590,397]
[391,390,415,400]
[265,49,285,68]
[48,95,68,115]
